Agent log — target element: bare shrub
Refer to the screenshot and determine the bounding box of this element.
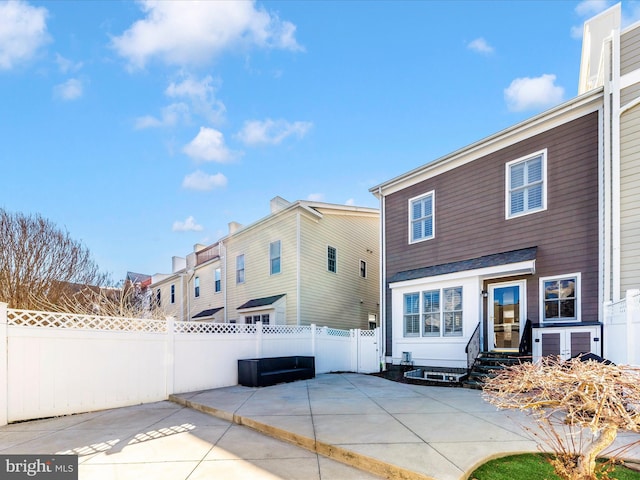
[482,356,640,479]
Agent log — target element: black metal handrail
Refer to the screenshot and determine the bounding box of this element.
[465,322,481,370]
[519,318,533,355]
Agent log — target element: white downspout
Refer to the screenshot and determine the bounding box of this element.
[378,187,387,365]
[297,211,301,326]
[603,36,613,305]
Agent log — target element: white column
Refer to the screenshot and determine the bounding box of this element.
[256,321,263,358]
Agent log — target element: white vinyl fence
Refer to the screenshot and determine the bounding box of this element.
[0,303,381,425]
[604,289,640,366]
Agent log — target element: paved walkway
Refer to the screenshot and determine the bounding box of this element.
[2,373,640,480]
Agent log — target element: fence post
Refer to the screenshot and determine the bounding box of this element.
[256,321,263,358]
[0,303,8,426]
[165,317,175,397]
[351,329,358,373]
[627,290,640,365]
[311,324,316,357]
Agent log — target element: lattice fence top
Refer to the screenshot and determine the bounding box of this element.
[263,325,309,335]
[173,321,256,334]
[359,329,377,337]
[319,327,351,337]
[7,309,167,333]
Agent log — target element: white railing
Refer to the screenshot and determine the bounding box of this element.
[0,303,381,425]
[604,289,640,366]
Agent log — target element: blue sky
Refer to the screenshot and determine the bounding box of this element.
[2,0,639,282]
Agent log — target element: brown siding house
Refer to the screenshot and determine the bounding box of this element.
[371,93,604,369]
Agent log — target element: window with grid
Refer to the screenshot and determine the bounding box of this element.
[403,293,420,337]
[422,290,440,336]
[270,240,281,275]
[327,246,337,273]
[194,277,200,298]
[236,255,245,284]
[443,287,463,336]
[409,191,434,243]
[507,151,546,218]
[542,275,578,322]
[214,268,221,293]
[170,284,175,304]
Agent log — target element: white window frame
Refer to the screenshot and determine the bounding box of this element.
[402,286,463,337]
[505,149,547,219]
[236,255,245,284]
[270,240,281,276]
[327,245,337,273]
[194,276,200,298]
[539,272,581,323]
[214,268,221,293]
[408,190,435,244]
[403,292,420,337]
[170,284,175,304]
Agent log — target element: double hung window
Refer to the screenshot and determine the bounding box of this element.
[327,246,337,273]
[170,284,175,304]
[409,191,434,243]
[541,274,579,322]
[403,293,420,336]
[270,240,281,275]
[236,255,245,284]
[507,150,546,218]
[194,277,200,297]
[214,268,221,293]
[403,286,463,337]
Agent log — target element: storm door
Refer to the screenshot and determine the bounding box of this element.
[488,281,525,351]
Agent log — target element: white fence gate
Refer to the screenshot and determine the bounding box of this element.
[0,303,382,425]
[604,289,640,366]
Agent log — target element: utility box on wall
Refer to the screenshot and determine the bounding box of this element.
[532,324,602,362]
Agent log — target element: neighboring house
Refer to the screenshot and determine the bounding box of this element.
[370,3,640,369]
[151,197,380,330]
[151,244,224,323]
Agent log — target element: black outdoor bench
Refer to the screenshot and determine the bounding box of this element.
[237,355,315,387]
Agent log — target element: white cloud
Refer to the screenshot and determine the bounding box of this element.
[345,198,356,206]
[53,78,83,101]
[183,126,237,163]
[504,74,565,112]
[182,170,228,191]
[172,215,203,232]
[236,118,313,146]
[0,0,50,70]
[467,37,494,55]
[165,74,225,124]
[111,0,302,69]
[307,193,324,202]
[135,102,189,129]
[55,53,82,74]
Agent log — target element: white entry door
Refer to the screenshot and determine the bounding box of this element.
[488,280,526,351]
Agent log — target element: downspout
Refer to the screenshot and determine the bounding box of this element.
[378,187,387,365]
[297,211,301,326]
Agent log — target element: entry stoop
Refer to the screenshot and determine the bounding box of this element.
[463,351,531,389]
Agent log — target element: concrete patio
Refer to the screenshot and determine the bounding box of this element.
[2,373,640,479]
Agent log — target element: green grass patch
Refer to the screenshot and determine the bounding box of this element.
[469,453,640,480]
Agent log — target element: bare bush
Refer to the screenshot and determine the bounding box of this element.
[483,356,640,480]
